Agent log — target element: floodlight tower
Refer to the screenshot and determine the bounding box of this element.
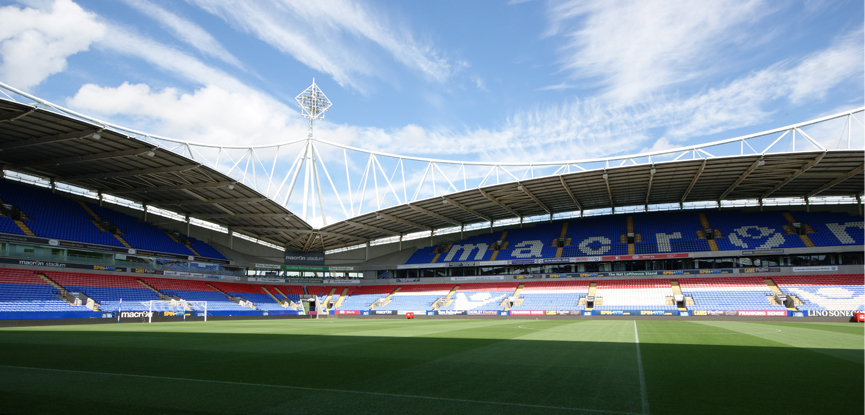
[294,79,332,224]
[296,78,332,140]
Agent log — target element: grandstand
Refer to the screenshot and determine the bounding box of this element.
[0,82,861,415]
[0,82,860,324]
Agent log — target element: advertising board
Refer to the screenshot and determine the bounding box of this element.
[595,310,679,316]
[437,310,467,315]
[792,266,839,272]
[691,310,738,316]
[450,276,504,281]
[284,250,325,266]
[807,310,857,317]
[738,310,787,317]
[510,310,544,316]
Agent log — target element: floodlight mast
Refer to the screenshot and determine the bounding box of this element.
[296,78,332,138]
[294,79,332,225]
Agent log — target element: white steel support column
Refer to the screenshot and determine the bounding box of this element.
[301,141,311,220]
[312,143,327,225]
[295,79,333,223]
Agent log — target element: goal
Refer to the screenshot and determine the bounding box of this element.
[147,300,207,323]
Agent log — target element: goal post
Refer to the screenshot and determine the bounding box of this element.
[147,300,207,323]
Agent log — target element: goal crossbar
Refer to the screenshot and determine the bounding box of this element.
[147,300,207,323]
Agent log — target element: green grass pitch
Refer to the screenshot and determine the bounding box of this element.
[0,319,862,415]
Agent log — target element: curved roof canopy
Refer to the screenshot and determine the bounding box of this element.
[0,88,861,253]
[0,99,315,250]
[315,149,863,247]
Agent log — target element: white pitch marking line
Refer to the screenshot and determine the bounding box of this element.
[633,321,650,415]
[0,364,640,415]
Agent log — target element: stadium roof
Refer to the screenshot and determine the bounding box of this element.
[316,149,863,249]
[0,98,315,250]
[0,91,862,253]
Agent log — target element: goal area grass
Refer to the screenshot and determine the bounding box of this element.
[0,319,862,415]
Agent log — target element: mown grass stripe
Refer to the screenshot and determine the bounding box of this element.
[633,321,650,415]
[0,364,641,415]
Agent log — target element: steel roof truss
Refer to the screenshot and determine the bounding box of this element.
[109,180,236,194]
[478,188,520,218]
[807,164,865,197]
[65,164,199,181]
[407,203,461,226]
[440,196,491,222]
[602,172,614,206]
[680,159,708,203]
[198,213,290,219]
[645,167,656,205]
[148,197,266,206]
[0,128,101,151]
[558,176,582,211]
[517,183,550,214]
[0,108,36,123]
[302,233,318,252]
[374,211,431,231]
[14,147,157,169]
[345,220,400,236]
[718,158,761,200]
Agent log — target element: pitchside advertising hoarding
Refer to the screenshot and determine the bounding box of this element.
[319,309,861,318]
[284,250,325,266]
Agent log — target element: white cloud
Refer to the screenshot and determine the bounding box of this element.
[69,24,861,170]
[536,83,577,91]
[639,137,678,155]
[0,0,105,90]
[662,29,864,139]
[66,82,305,147]
[121,0,244,69]
[97,24,254,96]
[546,0,773,103]
[786,30,864,104]
[186,0,460,89]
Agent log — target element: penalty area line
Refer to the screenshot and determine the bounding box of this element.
[633,321,650,415]
[0,364,639,415]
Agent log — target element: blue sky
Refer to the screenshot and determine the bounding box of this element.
[0,0,863,226]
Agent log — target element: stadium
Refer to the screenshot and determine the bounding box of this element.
[0,2,863,413]
[0,79,862,413]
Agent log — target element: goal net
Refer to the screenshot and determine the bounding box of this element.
[147,300,208,322]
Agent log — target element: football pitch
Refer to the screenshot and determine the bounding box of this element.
[0,319,862,415]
